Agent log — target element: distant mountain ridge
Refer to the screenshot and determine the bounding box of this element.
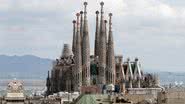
[0,55,184,85]
[0,55,53,79]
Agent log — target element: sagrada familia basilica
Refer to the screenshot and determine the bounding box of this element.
[46,2,159,95]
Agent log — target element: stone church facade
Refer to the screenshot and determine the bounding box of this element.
[46,2,159,95]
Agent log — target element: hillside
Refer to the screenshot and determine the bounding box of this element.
[0,55,53,79]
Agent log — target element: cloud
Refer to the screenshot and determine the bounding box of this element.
[0,0,185,71]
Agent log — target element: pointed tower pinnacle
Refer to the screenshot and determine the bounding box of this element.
[81,2,91,86]
[75,13,82,90]
[47,70,50,80]
[94,10,100,58]
[98,1,106,85]
[80,11,83,40]
[80,11,84,62]
[46,71,51,95]
[106,13,115,84]
[72,20,76,55]
[104,20,108,65]
[104,20,108,46]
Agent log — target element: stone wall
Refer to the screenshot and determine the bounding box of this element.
[158,87,185,104]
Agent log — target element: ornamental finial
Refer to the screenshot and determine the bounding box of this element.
[80,11,83,14]
[100,1,104,6]
[72,20,76,24]
[109,13,113,17]
[84,2,88,14]
[76,13,80,17]
[96,10,99,14]
[84,2,88,6]
[100,1,104,14]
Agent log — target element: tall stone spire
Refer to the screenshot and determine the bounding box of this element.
[106,13,115,84]
[98,1,106,85]
[82,2,91,86]
[72,20,76,54]
[75,13,82,90]
[94,10,100,57]
[46,71,50,87]
[105,20,108,66]
[46,71,51,95]
[104,20,108,47]
[80,11,84,57]
[80,11,83,41]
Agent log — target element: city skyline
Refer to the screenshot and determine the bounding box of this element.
[0,0,185,72]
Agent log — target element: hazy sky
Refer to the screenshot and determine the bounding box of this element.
[0,0,185,72]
